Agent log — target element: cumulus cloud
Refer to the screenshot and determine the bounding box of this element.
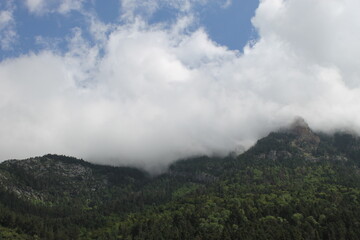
[1,0,360,172]
[25,0,84,15]
[253,0,360,88]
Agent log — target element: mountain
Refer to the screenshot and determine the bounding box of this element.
[1,120,360,239]
[0,154,147,203]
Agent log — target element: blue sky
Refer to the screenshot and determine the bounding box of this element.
[0,0,259,60]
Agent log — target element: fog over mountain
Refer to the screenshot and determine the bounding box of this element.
[1,0,360,172]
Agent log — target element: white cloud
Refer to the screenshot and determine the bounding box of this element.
[25,0,44,14]
[119,0,232,22]
[1,0,360,172]
[0,4,17,50]
[0,10,12,27]
[58,0,84,14]
[120,0,159,21]
[25,0,84,15]
[222,0,232,9]
[252,0,360,88]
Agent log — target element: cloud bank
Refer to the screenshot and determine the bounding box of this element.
[1,0,360,172]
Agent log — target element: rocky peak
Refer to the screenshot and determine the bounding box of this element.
[287,117,320,150]
[289,117,310,134]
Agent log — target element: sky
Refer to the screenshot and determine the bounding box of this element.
[1,0,360,173]
[0,0,258,59]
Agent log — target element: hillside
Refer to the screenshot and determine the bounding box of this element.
[1,120,360,239]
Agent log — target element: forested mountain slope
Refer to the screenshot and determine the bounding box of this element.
[1,120,360,239]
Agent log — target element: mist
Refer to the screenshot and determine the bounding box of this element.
[1,0,360,172]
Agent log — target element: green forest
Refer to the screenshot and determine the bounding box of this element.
[1,125,360,239]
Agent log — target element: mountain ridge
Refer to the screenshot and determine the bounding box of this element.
[2,120,360,239]
[2,119,360,204]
